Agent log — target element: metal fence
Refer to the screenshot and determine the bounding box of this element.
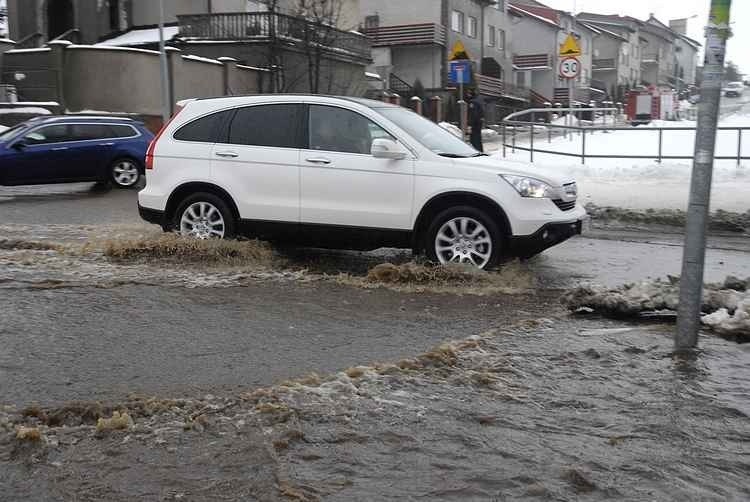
[500,108,750,166]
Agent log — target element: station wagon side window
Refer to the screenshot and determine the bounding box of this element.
[108,124,139,138]
[173,110,233,143]
[21,124,72,145]
[225,104,303,148]
[308,105,393,155]
[71,124,116,141]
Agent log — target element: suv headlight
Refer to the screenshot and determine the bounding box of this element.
[501,175,554,198]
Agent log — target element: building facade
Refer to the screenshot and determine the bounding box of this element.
[509,2,598,105]
[360,0,520,109]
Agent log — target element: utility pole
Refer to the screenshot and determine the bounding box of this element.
[158,0,171,123]
[676,0,732,349]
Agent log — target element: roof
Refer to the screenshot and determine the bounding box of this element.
[508,3,560,28]
[580,22,628,42]
[96,25,180,47]
[30,115,136,123]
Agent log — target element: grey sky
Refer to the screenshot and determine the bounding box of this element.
[539,0,748,75]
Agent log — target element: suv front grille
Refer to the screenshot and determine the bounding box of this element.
[553,199,576,211]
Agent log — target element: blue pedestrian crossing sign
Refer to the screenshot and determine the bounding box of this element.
[449,60,471,85]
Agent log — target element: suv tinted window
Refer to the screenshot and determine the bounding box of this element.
[226,104,301,148]
[71,124,113,141]
[22,124,72,145]
[174,110,232,143]
[309,105,392,155]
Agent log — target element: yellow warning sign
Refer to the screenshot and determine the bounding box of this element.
[449,40,471,61]
[559,33,581,57]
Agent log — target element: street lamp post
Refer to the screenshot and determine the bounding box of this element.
[158,0,171,123]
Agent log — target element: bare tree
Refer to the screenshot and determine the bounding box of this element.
[294,0,347,94]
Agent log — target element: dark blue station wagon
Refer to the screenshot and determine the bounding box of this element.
[0,116,153,188]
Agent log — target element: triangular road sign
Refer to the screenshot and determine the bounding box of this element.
[449,40,471,61]
[559,33,582,57]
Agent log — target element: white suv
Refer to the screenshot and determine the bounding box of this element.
[138,95,585,269]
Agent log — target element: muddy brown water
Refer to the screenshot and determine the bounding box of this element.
[2,318,748,501]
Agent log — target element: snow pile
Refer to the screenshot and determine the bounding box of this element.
[439,121,463,138]
[482,128,498,141]
[563,276,750,338]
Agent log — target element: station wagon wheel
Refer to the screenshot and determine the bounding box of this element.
[110,158,140,188]
[174,192,236,240]
[426,206,501,270]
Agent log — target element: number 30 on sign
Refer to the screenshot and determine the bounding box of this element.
[559,57,580,79]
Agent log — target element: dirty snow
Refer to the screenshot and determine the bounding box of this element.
[563,276,750,339]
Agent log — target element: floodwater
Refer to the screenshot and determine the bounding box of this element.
[2,318,748,501]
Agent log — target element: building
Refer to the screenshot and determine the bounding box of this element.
[509,1,599,106]
[640,15,677,87]
[668,18,700,91]
[4,0,370,96]
[360,0,522,120]
[577,13,643,102]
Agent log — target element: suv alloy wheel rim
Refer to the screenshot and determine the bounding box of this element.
[435,217,492,269]
[180,202,226,239]
[112,160,139,187]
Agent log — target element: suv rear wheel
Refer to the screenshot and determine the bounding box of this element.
[174,193,236,240]
[425,206,502,270]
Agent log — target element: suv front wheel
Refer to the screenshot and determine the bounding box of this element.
[174,192,236,240]
[425,206,502,270]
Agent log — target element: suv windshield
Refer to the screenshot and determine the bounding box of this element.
[378,107,480,158]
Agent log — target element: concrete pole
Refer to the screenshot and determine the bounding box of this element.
[158,0,171,123]
[676,0,732,349]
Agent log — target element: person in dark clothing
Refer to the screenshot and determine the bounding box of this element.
[467,89,485,152]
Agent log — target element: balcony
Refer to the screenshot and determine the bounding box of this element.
[364,23,447,47]
[641,52,659,64]
[513,54,551,70]
[592,58,616,71]
[476,74,530,101]
[177,12,371,61]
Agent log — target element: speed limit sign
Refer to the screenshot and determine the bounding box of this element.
[559,57,580,79]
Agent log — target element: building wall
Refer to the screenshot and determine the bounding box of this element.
[359,0,441,27]
[390,45,443,90]
[509,14,557,99]
[483,1,512,79]
[131,0,209,26]
[674,38,697,87]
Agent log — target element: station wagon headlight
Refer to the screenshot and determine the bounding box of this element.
[501,175,554,198]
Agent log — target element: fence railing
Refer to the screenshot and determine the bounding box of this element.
[500,116,750,166]
[177,12,371,61]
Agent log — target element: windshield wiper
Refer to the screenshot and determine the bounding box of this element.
[437,152,489,158]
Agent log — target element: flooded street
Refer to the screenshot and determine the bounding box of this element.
[1,183,749,500]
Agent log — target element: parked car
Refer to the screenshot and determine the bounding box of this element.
[0,116,153,188]
[723,82,745,98]
[138,96,586,269]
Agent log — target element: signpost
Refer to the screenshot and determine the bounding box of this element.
[449,41,472,138]
[676,0,733,349]
[559,33,581,134]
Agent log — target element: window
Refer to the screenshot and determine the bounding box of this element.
[451,10,464,33]
[495,0,505,10]
[468,16,477,38]
[108,124,138,138]
[228,105,302,148]
[309,105,391,155]
[22,124,71,145]
[516,71,526,87]
[71,124,114,141]
[498,29,505,53]
[488,25,496,46]
[174,110,233,143]
[364,15,379,30]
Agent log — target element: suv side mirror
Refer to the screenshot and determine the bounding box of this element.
[371,138,407,160]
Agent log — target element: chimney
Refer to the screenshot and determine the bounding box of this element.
[669,18,688,35]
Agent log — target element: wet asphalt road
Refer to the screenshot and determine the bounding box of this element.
[1,183,750,407]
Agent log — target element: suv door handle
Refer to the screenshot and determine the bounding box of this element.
[305,157,331,165]
[215,150,239,158]
[51,147,68,151]
[99,142,115,146]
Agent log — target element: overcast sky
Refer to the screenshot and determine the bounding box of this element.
[540,0,749,75]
